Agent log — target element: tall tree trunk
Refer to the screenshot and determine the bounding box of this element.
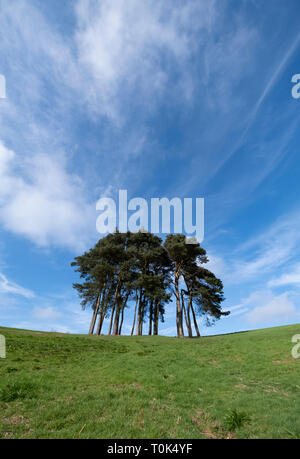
[131,291,139,336]
[118,306,124,335]
[153,298,159,335]
[96,283,107,336]
[136,289,143,335]
[96,303,106,336]
[187,298,192,338]
[148,299,154,335]
[181,290,192,338]
[96,311,102,335]
[108,305,115,336]
[139,297,146,335]
[118,293,129,335]
[190,302,201,337]
[175,268,184,338]
[112,302,121,336]
[88,288,101,335]
[97,311,105,336]
[112,282,122,336]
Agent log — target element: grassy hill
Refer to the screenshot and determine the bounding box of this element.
[0,324,299,439]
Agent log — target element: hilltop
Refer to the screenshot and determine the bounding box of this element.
[0,324,299,439]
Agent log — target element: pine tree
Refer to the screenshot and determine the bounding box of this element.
[72,230,229,337]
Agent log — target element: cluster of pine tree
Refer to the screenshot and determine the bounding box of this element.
[71,231,229,338]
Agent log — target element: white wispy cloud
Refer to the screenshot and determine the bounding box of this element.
[10,321,74,334]
[33,306,62,321]
[74,0,218,120]
[0,0,299,338]
[0,0,220,253]
[210,30,300,179]
[0,272,35,299]
[0,140,95,251]
[203,16,258,112]
[207,207,300,285]
[268,263,300,288]
[228,289,299,326]
[229,308,249,318]
[0,0,286,255]
[1,288,92,334]
[245,291,298,325]
[158,326,177,337]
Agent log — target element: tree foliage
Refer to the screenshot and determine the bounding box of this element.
[71,231,229,337]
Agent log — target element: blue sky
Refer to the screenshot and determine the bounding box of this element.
[1,0,300,336]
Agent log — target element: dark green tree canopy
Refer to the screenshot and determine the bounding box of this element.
[71,231,229,337]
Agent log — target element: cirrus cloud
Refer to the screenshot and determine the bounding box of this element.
[0,140,95,251]
[245,291,298,325]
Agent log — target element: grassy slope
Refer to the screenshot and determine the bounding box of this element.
[0,324,300,439]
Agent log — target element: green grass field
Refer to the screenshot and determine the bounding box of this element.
[0,324,300,439]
